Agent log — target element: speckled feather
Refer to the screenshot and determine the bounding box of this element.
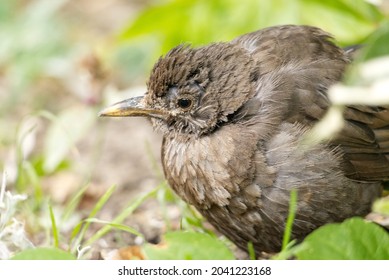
[139,25,386,254]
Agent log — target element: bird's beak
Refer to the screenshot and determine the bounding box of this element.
[99,96,168,119]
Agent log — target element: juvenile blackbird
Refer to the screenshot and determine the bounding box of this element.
[100,25,387,254]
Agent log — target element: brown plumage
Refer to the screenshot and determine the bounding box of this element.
[100,25,386,254]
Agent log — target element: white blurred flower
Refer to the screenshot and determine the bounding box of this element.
[0,171,34,259]
[305,55,389,144]
[330,56,389,105]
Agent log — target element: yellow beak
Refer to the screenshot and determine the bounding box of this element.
[99,96,168,119]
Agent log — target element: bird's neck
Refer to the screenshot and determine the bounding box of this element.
[161,124,259,209]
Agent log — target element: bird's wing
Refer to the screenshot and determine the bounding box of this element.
[334,105,389,180]
[233,25,389,181]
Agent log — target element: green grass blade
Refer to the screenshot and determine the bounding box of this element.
[70,221,83,242]
[282,189,297,250]
[247,241,256,260]
[71,184,117,251]
[49,204,59,248]
[85,184,160,246]
[62,183,89,222]
[22,161,43,205]
[83,218,143,237]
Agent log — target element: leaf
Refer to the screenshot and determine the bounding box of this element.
[143,231,234,260]
[117,0,383,51]
[295,217,389,260]
[112,0,384,82]
[11,248,76,260]
[358,20,389,61]
[299,0,384,44]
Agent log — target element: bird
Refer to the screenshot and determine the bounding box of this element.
[99,25,387,255]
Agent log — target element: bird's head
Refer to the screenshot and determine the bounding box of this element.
[100,43,257,136]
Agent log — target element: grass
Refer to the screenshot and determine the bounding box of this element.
[282,189,298,251]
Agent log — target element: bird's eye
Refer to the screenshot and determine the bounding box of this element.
[177,98,192,110]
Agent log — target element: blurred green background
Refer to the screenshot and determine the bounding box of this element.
[0,0,388,260]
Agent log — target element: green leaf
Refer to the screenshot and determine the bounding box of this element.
[295,217,389,260]
[143,231,234,260]
[11,248,76,260]
[299,0,383,44]
[112,0,384,81]
[117,0,383,51]
[358,20,389,61]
